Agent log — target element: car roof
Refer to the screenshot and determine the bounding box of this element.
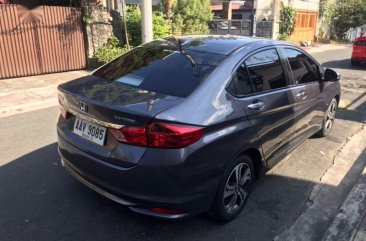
[173,35,286,55]
[356,37,366,41]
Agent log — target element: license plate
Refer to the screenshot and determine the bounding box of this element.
[73,117,107,146]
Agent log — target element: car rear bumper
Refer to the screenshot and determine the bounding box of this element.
[57,134,216,218]
[352,55,366,61]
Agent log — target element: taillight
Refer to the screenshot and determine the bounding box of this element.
[109,126,147,146]
[109,122,203,148]
[148,122,203,148]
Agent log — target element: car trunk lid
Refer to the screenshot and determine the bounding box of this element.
[57,75,182,168]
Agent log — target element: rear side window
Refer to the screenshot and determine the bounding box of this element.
[227,64,253,96]
[355,41,366,46]
[245,49,287,93]
[93,40,226,98]
[284,48,319,84]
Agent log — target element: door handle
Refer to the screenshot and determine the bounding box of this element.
[247,101,264,110]
[296,91,307,99]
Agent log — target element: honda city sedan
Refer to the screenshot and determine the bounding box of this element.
[57,35,341,222]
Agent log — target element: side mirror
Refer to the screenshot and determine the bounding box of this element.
[324,68,341,82]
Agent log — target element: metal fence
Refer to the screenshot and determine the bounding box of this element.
[209,19,273,39]
[0,4,86,79]
[209,19,253,36]
[255,21,273,38]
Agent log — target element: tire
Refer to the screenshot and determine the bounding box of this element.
[208,154,254,222]
[316,98,338,137]
[351,59,359,66]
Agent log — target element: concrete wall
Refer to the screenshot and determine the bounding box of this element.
[289,0,319,12]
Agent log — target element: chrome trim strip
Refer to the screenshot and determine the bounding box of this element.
[62,160,136,206]
[66,107,124,129]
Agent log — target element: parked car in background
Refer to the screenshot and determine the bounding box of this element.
[209,17,238,30]
[57,36,341,222]
[351,36,366,66]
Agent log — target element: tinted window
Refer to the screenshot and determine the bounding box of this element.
[284,48,319,84]
[93,40,226,97]
[355,41,366,46]
[245,49,287,93]
[227,64,252,96]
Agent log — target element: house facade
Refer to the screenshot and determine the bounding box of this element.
[209,0,320,43]
[256,0,320,42]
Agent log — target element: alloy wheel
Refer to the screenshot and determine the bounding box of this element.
[325,100,337,134]
[223,163,252,214]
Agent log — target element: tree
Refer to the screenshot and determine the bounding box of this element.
[278,2,296,40]
[171,0,212,35]
[332,0,366,39]
[126,6,170,46]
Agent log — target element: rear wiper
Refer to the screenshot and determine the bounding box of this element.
[167,36,197,71]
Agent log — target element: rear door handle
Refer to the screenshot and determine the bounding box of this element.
[247,101,264,110]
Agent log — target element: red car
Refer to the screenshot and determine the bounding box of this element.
[352,36,366,66]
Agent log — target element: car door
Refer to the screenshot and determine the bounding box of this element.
[228,48,297,168]
[281,47,325,145]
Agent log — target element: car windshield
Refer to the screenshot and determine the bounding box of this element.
[93,39,227,98]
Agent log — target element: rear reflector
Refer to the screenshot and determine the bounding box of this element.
[150,208,185,215]
[109,122,203,148]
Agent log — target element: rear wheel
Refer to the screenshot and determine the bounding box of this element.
[316,98,338,137]
[209,154,254,222]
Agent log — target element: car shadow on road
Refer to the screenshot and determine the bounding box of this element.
[322,59,366,70]
[0,142,365,241]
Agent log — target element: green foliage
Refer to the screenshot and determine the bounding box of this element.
[277,33,289,41]
[126,6,170,46]
[171,0,213,35]
[153,11,171,39]
[94,36,130,64]
[126,6,142,46]
[332,0,366,40]
[279,2,296,36]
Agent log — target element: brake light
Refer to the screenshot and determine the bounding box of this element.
[109,122,203,148]
[109,126,147,146]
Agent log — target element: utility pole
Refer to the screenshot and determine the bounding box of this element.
[117,0,130,49]
[141,0,153,43]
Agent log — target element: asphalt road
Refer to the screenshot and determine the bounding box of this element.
[312,46,366,96]
[0,47,365,241]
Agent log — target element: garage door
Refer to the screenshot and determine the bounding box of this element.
[0,4,86,79]
[290,11,318,44]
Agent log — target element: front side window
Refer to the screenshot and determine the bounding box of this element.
[284,48,319,84]
[245,49,287,93]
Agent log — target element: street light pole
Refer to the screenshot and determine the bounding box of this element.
[141,0,153,43]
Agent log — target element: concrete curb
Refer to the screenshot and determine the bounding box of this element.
[274,125,366,241]
[322,167,366,241]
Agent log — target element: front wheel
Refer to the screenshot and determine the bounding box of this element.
[208,154,254,222]
[316,98,338,137]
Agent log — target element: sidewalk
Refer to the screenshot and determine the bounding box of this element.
[0,70,88,118]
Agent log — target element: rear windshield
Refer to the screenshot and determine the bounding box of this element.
[355,40,366,46]
[93,39,227,97]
